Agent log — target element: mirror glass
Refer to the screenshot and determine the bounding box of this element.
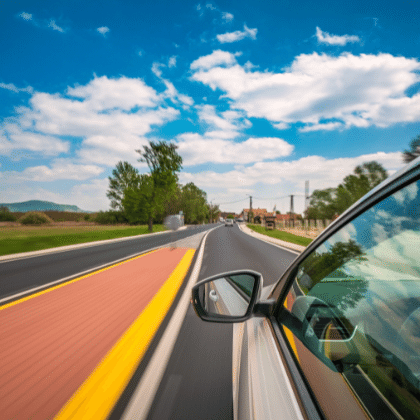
[197,274,256,317]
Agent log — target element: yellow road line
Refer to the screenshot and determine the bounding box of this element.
[54,248,195,420]
[0,249,159,311]
[283,296,300,363]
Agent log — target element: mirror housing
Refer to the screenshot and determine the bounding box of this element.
[191,270,262,323]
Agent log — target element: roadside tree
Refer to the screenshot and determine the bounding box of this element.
[122,174,154,225]
[107,161,140,211]
[135,141,182,232]
[180,183,208,224]
[305,161,388,219]
[335,161,387,213]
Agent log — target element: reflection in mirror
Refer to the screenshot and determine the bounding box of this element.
[197,274,255,317]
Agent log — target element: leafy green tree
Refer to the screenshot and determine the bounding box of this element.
[180,182,208,224]
[0,206,17,222]
[402,135,420,163]
[107,161,140,211]
[135,141,183,232]
[122,174,154,225]
[335,161,387,213]
[208,204,220,223]
[305,161,388,219]
[306,188,338,220]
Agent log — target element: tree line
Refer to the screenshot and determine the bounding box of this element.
[305,134,420,221]
[105,141,219,231]
[305,161,388,220]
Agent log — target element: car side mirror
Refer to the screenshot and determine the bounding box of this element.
[191,270,262,323]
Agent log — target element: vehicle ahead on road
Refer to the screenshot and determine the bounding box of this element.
[192,158,420,420]
[225,219,234,227]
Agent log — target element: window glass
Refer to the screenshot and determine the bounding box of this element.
[280,179,420,419]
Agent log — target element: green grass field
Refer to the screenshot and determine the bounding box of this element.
[0,224,167,256]
[247,224,313,247]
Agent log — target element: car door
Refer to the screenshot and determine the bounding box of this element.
[234,166,420,420]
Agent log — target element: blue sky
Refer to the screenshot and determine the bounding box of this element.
[1,0,419,214]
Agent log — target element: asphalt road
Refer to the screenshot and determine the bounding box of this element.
[146,223,298,420]
[0,224,214,301]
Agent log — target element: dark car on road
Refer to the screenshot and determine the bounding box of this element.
[192,158,420,420]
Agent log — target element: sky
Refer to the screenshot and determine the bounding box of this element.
[0,0,419,215]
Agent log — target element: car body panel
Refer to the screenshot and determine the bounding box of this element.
[233,318,304,420]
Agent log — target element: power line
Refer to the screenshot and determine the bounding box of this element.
[213,197,249,205]
[252,194,306,200]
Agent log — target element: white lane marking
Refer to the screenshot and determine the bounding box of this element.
[121,225,217,420]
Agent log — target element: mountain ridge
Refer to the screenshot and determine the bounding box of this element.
[0,200,89,213]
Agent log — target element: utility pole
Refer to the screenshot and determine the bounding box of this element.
[249,195,252,223]
[305,180,310,214]
[290,194,294,227]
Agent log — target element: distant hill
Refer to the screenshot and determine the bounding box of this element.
[0,200,89,213]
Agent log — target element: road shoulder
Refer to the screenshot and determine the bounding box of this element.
[238,223,305,253]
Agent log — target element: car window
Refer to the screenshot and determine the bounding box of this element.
[279,178,420,420]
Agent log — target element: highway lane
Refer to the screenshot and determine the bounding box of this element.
[0,224,214,301]
[145,222,299,420]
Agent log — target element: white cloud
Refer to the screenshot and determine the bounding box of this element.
[1,124,69,155]
[19,12,32,21]
[196,104,250,133]
[17,12,66,33]
[206,3,216,10]
[152,62,164,77]
[190,50,241,70]
[161,80,194,107]
[49,19,64,33]
[272,122,289,130]
[191,51,420,130]
[168,56,177,68]
[180,151,403,213]
[216,24,257,43]
[222,12,234,22]
[5,161,104,182]
[315,27,360,46]
[176,133,294,165]
[67,75,158,110]
[299,122,343,132]
[2,76,180,166]
[0,82,33,94]
[97,26,110,36]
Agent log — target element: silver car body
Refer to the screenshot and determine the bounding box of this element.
[233,284,304,420]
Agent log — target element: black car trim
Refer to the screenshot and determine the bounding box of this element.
[270,316,325,420]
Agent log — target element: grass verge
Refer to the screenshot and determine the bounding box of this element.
[247,224,313,247]
[0,224,167,256]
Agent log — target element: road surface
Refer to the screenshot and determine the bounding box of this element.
[143,223,298,420]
